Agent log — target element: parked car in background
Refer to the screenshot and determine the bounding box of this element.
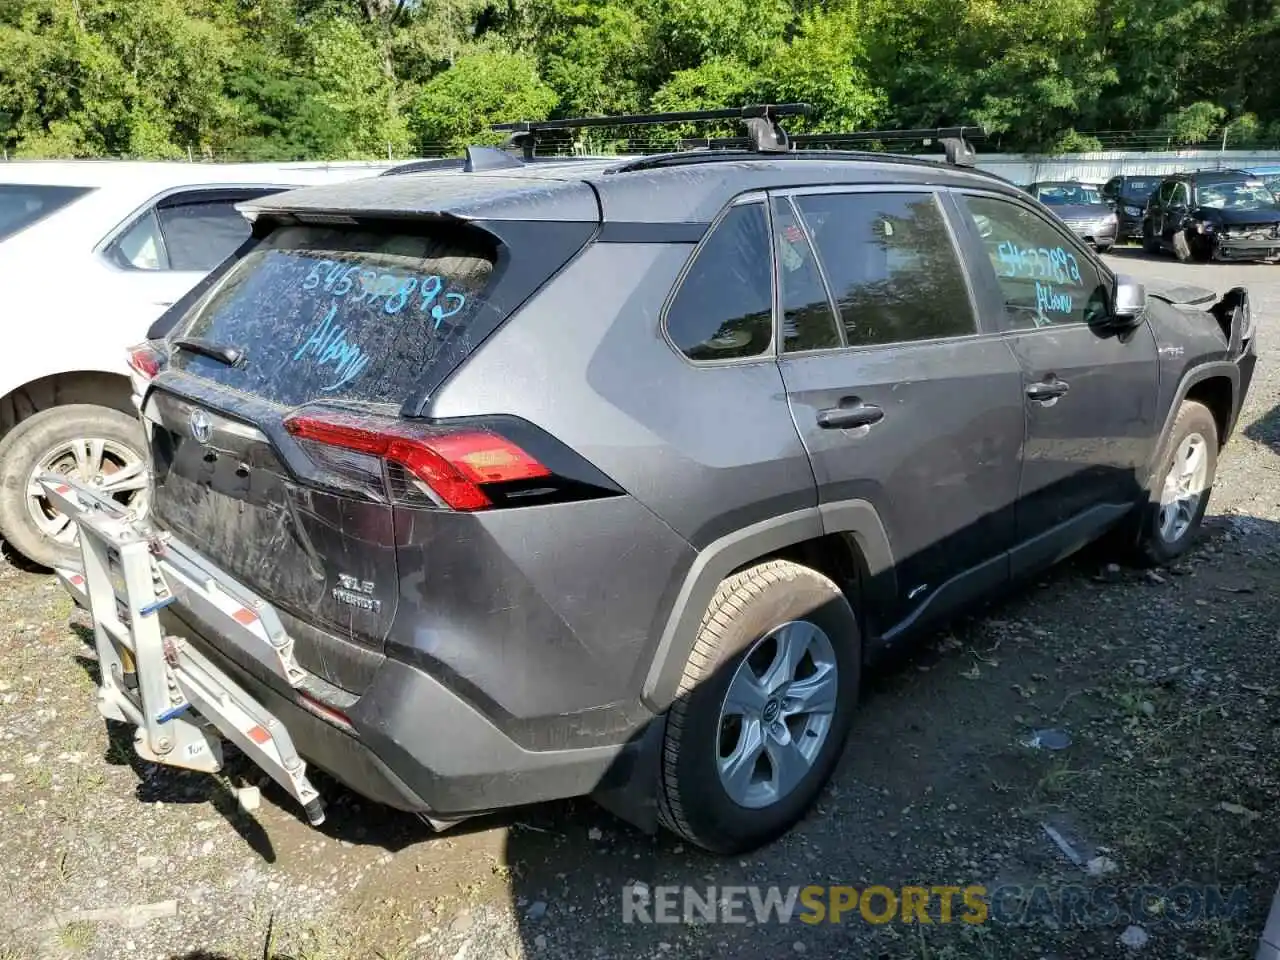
[1143,169,1280,262]
[1243,165,1280,200]
[1101,174,1164,240]
[50,122,1257,855]
[0,160,393,567]
[1026,180,1118,251]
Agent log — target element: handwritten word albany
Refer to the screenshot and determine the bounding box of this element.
[293,305,371,391]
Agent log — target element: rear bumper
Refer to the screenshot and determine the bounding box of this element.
[169,604,659,820]
[50,483,661,825]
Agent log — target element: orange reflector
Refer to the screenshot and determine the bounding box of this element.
[232,608,258,625]
[247,725,271,744]
[70,575,84,586]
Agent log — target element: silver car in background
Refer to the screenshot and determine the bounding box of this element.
[1028,180,1119,252]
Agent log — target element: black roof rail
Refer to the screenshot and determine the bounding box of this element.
[380,157,466,177]
[492,103,810,159]
[678,125,986,166]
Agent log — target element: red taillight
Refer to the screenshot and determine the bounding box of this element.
[127,341,164,380]
[283,412,550,511]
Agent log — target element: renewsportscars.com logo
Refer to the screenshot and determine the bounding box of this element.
[622,883,1250,927]
[624,885,987,926]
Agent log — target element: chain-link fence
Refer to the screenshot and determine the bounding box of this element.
[6,132,1280,185]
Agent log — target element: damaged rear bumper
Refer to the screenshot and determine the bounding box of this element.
[47,476,657,828]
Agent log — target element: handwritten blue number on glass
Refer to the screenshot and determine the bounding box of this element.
[431,293,467,329]
[419,275,443,312]
[302,260,330,291]
[384,277,418,315]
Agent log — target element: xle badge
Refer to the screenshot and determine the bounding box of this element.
[332,573,380,612]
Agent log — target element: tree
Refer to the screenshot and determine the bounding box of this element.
[411,47,556,152]
[0,0,240,157]
[763,7,884,133]
[1161,101,1226,144]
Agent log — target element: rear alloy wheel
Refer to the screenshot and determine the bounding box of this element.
[1134,400,1218,565]
[0,405,147,568]
[656,560,860,854]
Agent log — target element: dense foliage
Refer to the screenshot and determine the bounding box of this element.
[2,0,1280,159]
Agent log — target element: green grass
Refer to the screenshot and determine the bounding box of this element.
[54,921,95,952]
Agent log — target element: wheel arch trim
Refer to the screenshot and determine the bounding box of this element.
[1146,361,1239,488]
[641,499,893,712]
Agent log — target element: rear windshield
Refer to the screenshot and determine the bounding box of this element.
[171,224,496,407]
[0,184,92,241]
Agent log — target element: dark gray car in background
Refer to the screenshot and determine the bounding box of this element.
[1102,174,1164,240]
[70,114,1257,855]
[1028,180,1119,251]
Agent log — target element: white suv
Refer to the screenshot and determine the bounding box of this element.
[0,160,393,567]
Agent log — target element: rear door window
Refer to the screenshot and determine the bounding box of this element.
[158,200,255,271]
[773,197,841,352]
[113,209,168,270]
[664,202,774,361]
[171,223,496,407]
[106,189,277,272]
[0,184,92,241]
[793,191,976,347]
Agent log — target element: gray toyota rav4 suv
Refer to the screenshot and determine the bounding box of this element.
[51,109,1257,855]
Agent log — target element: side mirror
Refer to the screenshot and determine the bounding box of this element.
[1109,275,1146,328]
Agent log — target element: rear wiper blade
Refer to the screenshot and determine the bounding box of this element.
[172,337,244,368]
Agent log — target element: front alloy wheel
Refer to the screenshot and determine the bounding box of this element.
[1132,400,1219,565]
[1158,432,1210,545]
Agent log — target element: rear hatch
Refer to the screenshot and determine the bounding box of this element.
[139,210,594,690]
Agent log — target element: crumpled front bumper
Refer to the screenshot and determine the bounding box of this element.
[1213,235,1280,260]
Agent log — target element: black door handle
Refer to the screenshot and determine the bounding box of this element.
[1026,378,1070,402]
[817,400,884,430]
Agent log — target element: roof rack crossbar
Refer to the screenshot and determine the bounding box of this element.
[676,124,986,168]
[494,103,809,159]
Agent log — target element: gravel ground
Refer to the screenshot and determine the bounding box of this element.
[2,248,1279,960]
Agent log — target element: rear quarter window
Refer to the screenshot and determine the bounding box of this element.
[664,202,774,362]
[0,184,92,241]
[171,223,496,408]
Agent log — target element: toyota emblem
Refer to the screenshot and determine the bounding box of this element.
[189,408,213,445]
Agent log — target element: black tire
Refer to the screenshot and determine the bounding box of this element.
[0,404,146,569]
[1172,229,1194,263]
[1132,400,1219,566]
[1141,221,1160,254]
[656,559,860,854]
[1095,242,1114,254]
[1189,235,1213,263]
